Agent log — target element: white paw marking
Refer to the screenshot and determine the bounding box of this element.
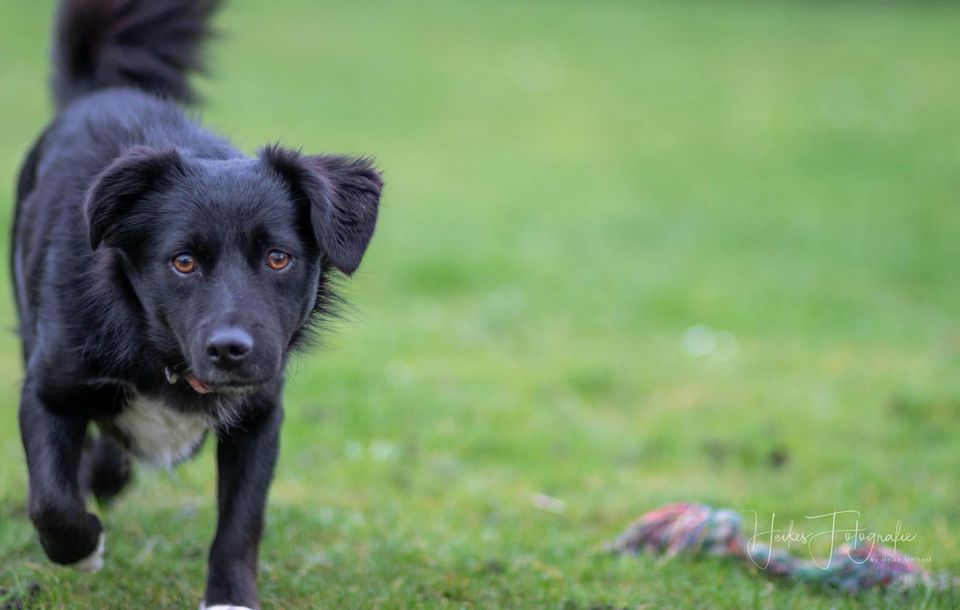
[68,532,105,572]
[200,604,255,610]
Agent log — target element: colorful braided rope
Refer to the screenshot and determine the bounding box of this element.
[607,503,953,593]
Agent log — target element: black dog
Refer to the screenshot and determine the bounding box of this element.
[12,0,382,607]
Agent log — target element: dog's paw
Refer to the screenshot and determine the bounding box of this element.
[67,532,105,572]
[200,604,255,610]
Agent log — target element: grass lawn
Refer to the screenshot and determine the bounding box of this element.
[2,0,960,607]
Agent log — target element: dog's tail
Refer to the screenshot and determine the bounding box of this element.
[51,0,223,109]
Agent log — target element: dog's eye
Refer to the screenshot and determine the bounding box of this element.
[266,249,291,271]
[172,253,198,274]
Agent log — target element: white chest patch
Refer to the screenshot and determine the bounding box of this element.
[113,395,210,470]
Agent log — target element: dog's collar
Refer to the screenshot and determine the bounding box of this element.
[163,365,181,384]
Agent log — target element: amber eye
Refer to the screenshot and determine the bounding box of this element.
[172,253,198,274]
[266,249,291,271]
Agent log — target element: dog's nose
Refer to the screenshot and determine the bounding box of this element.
[206,327,253,369]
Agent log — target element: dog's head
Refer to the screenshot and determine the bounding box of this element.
[85,145,382,394]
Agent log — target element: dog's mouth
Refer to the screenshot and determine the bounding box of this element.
[165,366,261,396]
[186,376,213,394]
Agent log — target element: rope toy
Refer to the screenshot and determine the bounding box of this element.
[606,503,954,593]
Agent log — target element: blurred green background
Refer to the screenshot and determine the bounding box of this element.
[2,1,960,608]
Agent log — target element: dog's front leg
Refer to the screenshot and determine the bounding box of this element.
[18,380,104,569]
[203,399,282,610]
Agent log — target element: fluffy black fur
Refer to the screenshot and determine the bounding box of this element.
[13,1,382,607]
[52,0,222,107]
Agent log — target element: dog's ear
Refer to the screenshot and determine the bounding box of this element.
[259,145,382,275]
[86,147,185,249]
